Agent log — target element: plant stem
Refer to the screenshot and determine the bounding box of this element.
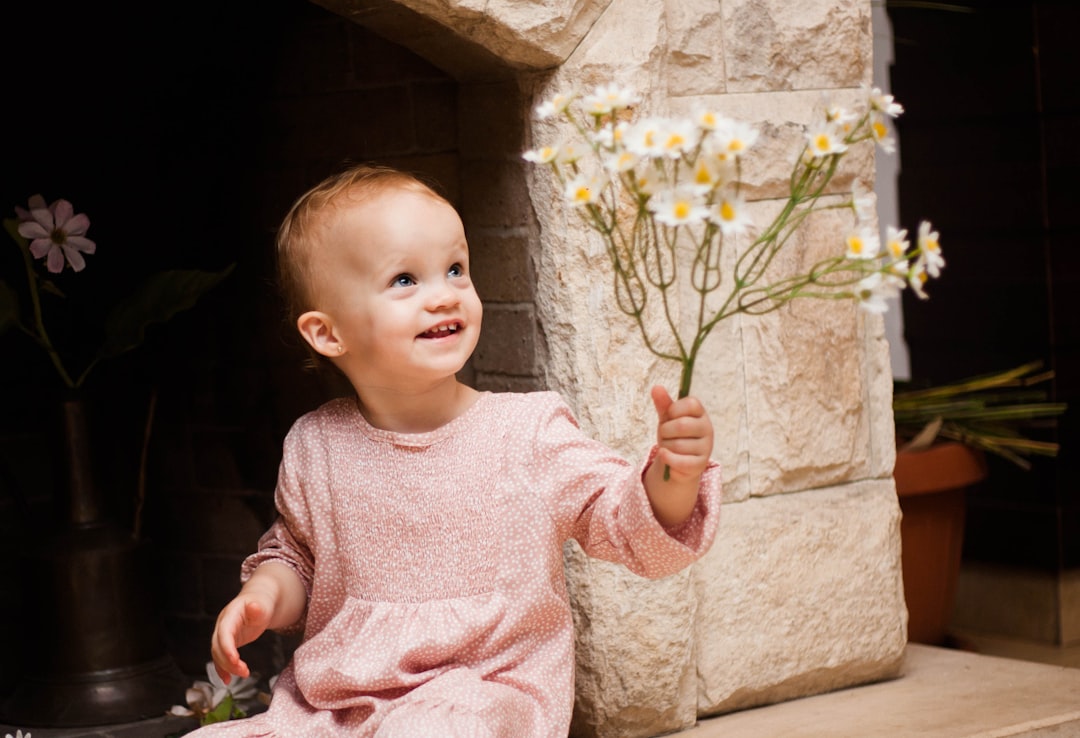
[16,236,76,388]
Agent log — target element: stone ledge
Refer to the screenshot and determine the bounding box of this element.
[677,644,1080,737]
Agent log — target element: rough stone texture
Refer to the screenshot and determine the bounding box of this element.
[566,547,700,738]
[722,0,873,93]
[313,0,616,78]
[663,0,727,97]
[693,481,907,717]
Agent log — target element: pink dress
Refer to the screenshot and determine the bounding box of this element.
[189,391,721,737]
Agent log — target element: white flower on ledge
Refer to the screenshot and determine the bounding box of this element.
[168,661,260,724]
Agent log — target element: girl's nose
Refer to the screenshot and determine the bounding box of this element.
[425,279,460,310]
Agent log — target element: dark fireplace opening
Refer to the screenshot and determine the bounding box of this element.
[0,0,501,713]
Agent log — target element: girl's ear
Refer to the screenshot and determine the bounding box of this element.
[296,311,345,357]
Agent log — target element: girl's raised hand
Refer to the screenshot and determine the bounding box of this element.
[650,385,713,483]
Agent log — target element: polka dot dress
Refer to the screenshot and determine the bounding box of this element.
[187,391,721,738]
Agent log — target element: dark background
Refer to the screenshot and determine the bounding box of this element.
[889,0,1079,574]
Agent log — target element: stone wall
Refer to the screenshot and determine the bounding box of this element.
[314,0,908,736]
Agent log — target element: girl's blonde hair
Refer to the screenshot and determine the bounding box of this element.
[275,163,448,329]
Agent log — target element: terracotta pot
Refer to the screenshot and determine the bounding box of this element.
[894,441,987,646]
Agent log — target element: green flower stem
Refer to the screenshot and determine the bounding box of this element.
[16,236,76,388]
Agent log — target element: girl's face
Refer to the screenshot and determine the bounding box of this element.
[310,186,482,394]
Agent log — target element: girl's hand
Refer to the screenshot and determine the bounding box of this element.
[210,594,273,684]
[650,385,713,483]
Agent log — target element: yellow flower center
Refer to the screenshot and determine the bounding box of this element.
[888,240,904,257]
[574,186,592,202]
[644,130,655,147]
[695,163,712,185]
[720,201,736,222]
[674,201,691,220]
[926,239,940,253]
[815,134,832,152]
[701,112,716,127]
[728,139,745,153]
[665,133,685,150]
[873,120,887,140]
[849,236,864,254]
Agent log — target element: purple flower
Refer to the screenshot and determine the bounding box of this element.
[15,194,96,273]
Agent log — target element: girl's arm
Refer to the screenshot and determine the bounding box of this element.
[642,385,714,528]
[210,561,307,683]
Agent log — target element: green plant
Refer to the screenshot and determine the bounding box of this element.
[893,360,1067,469]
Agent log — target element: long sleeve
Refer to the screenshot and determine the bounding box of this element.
[527,393,722,579]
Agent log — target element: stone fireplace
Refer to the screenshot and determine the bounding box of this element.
[0,0,905,735]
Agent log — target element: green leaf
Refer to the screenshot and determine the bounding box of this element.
[3,217,24,246]
[201,694,235,725]
[99,264,235,361]
[0,279,19,333]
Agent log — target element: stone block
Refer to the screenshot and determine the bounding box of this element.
[722,0,873,93]
[568,547,699,738]
[559,0,666,95]
[471,303,538,376]
[663,0,727,97]
[460,158,533,228]
[694,480,907,716]
[736,203,882,496]
[470,227,536,303]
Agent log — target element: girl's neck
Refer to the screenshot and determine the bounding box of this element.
[355,379,480,434]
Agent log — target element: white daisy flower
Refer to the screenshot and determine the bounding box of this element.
[805,122,848,158]
[866,85,904,118]
[885,225,910,260]
[582,84,639,116]
[708,193,752,235]
[825,101,859,134]
[708,118,759,159]
[845,227,881,260]
[688,155,733,194]
[855,272,898,313]
[693,109,731,131]
[623,117,668,158]
[535,91,575,119]
[871,113,897,154]
[522,144,560,164]
[555,141,586,164]
[917,220,945,277]
[603,149,639,173]
[851,185,876,223]
[909,261,930,300]
[564,172,607,206]
[648,185,710,226]
[631,167,662,196]
[658,118,700,159]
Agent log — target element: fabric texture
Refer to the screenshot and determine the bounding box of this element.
[188,391,721,737]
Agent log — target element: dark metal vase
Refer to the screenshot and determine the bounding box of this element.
[0,398,187,727]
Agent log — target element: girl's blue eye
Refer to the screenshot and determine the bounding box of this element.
[448,263,464,278]
[393,274,415,287]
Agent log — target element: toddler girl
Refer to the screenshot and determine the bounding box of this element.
[191,163,722,737]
